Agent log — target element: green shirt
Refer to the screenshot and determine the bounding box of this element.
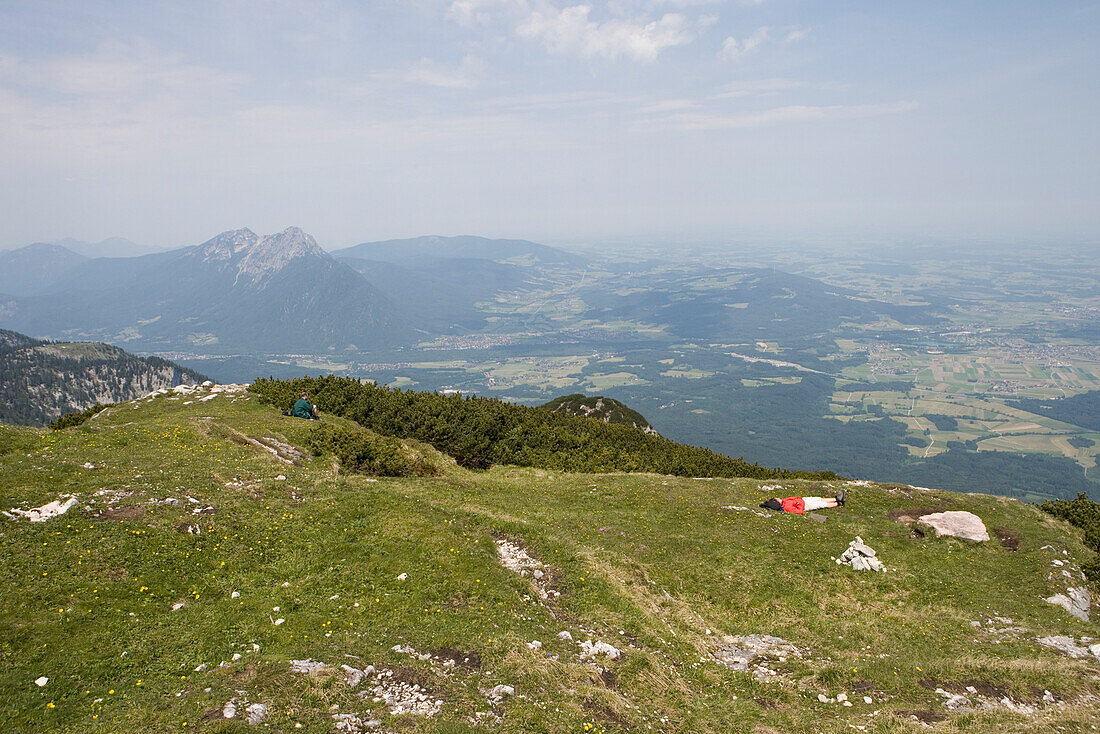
[292,398,314,419]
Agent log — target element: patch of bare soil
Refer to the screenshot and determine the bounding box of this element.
[993,527,1020,551]
[582,698,629,729]
[96,505,146,521]
[896,709,946,724]
[920,678,1009,699]
[886,507,941,524]
[432,648,481,671]
[389,665,433,690]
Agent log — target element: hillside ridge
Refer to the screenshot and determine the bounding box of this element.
[0,382,1098,732]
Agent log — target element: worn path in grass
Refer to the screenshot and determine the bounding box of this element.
[0,384,1098,733]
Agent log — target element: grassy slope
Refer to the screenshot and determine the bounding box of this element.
[0,389,1098,733]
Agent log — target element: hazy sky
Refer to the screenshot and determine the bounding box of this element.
[1,0,1097,250]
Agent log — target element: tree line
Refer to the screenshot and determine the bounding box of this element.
[249,375,838,480]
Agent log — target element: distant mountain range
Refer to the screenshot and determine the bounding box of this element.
[332,235,587,268]
[0,229,584,353]
[0,328,207,426]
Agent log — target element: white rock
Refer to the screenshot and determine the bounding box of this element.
[397,573,408,581]
[194,663,208,672]
[289,659,329,674]
[274,618,285,626]
[943,694,970,710]
[490,684,515,698]
[558,631,573,641]
[34,677,48,687]
[1044,587,1092,621]
[916,511,990,542]
[579,640,621,660]
[341,665,364,687]
[172,603,184,611]
[222,700,237,718]
[8,496,79,522]
[231,591,240,599]
[817,694,829,703]
[232,653,241,661]
[527,640,542,650]
[202,380,214,387]
[246,702,267,725]
[863,696,873,704]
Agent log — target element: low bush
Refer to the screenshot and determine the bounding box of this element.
[306,422,436,477]
[250,375,838,480]
[49,403,108,431]
[1038,493,1100,583]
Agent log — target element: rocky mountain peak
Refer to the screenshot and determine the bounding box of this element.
[195,227,326,285]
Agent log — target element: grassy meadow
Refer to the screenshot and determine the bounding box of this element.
[0,386,1098,732]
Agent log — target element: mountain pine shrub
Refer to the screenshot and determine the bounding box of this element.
[250,375,837,479]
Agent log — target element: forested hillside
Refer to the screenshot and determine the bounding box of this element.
[0,329,207,425]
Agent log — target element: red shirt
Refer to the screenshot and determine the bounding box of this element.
[780,497,805,514]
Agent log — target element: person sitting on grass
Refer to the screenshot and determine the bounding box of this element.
[761,490,846,514]
[291,392,319,420]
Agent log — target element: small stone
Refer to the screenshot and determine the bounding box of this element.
[222,700,237,719]
[397,573,408,581]
[817,694,829,703]
[246,702,267,725]
[231,591,240,599]
[863,696,873,704]
[274,618,285,626]
[34,677,47,687]
[527,640,542,650]
[232,653,241,662]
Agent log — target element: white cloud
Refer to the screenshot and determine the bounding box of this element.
[373,55,487,89]
[517,5,694,61]
[785,27,810,43]
[0,40,247,101]
[715,78,801,97]
[720,26,769,62]
[448,0,697,61]
[647,100,919,131]
[447,0,526,26]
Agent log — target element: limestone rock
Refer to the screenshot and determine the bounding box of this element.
[916,511,989,542]
[1044,587,1091,621]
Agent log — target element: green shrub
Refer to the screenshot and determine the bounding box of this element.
[1038,493,1100,583]
[250,376,838,480]
[49,403,108,431]
[306,422,436,477]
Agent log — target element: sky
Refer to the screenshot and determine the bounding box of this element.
[0,0,1098,250]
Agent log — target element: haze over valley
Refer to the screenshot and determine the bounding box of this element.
[3,228,1096,502]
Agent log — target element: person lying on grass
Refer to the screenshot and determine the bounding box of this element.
[291,392,320,420]
[760,490,846,514]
